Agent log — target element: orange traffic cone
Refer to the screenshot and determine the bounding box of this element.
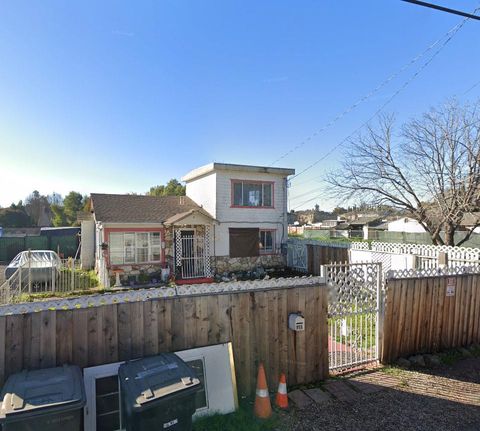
[254,363,272,419]
[275,373,288,409]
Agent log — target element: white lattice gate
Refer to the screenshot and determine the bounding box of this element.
[175,229,212,279]
[325,262,382,371]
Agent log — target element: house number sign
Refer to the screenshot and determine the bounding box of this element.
[446,277,456,297]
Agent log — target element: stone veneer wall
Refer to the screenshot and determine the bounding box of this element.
[213,254,285,274]
[109,264,165,286]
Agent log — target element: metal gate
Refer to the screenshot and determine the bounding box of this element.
[175,232,211,279]
[325,262,382,371]
[286,241,308,272]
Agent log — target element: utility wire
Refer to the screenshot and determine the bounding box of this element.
[291,106,480,210]
[270,18,471,167]
[288,7,479,195]
[402,0,480,21]
[463,80,480,96]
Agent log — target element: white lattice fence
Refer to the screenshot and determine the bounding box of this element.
[351,241,480,270]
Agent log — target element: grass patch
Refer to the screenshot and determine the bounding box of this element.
[381,366,404,377]
[12,287,109,303]
[438,350,464,366]
[193,402,280,431]
[329,313,377,350]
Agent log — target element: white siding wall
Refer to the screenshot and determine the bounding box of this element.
[187,170,289,257]
[388,218,426,233]
[185,172,217,218]
[80,220,95,269]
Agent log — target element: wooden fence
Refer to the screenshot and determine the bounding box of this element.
[307,244,349,275]
[382,274,480,362]
[0,284,328,396]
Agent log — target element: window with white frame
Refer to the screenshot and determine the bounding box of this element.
[232,181,273,207]
[83,343,237,431]
[109,232,162,265]
[259,230,275,254]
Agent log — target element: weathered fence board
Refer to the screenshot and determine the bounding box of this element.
[307,245,349,275]
[382,274,480,362]
[0,284,328,396]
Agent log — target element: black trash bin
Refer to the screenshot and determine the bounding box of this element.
[0,365,86,431]
[119,353,202,431]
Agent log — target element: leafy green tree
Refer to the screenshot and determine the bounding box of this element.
[332,206,348,215]
[147,179,186,196]
[0,207,34,227]
[51,204,68,227]
[63,191,86,225]
[25,190,51,226]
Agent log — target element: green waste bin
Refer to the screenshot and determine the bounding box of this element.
[119,353,202,431]
[0,365,86,431]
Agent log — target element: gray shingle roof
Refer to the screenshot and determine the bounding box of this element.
[90,193,204,224]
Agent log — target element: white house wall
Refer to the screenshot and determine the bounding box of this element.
[185,172,217,218]
[213,171,288,256]
[388,218,427,233]
[80,220,95,270]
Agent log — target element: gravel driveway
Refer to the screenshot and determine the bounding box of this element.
[282,357,480,431]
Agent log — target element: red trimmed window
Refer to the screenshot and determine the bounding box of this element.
[109,232,162,265]
[232,181,273,208]
[259,230,275,254]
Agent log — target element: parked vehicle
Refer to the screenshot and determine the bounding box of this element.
[4,250,62,283]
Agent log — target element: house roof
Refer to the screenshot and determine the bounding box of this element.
[163,208,217,226]
[90,193,207,224]
[348,216,383,226]
[461,212,480,227]
[182,162,295,182]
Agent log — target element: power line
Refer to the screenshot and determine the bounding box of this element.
[288,7,478,192]
[291,110,480,211]
[270,15,472,167]
[463,80,480,96]
[402,0,480,21]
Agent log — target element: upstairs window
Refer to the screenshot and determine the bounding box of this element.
[232,181,273,208]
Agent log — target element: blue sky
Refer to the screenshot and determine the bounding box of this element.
[0,1,479,210]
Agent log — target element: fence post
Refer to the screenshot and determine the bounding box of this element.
[410,254,418,270]
[18,262,22,297]
[438,251,448,268]
[376,262,383,362]
[70,258,75,291]
[52,262,56,293]
[28,249,32,294]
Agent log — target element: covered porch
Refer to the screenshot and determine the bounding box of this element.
[164,208,217,284]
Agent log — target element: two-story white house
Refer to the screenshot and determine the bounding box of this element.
[84,162,294,286]
[182,162,295,274]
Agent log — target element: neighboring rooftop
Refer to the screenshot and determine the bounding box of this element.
[461,212,480,227]
[182,162,295,182]
[348,216,383,226]
[90,193,206,224]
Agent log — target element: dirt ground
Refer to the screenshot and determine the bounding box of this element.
[282,357,480,431]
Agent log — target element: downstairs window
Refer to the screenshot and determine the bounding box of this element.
[259,230,275,254]
[109,232,161,265]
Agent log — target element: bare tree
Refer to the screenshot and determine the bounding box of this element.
[327,100,480,246]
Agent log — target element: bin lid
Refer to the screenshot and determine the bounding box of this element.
[0,365,85,420]
[119,353,201,410]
